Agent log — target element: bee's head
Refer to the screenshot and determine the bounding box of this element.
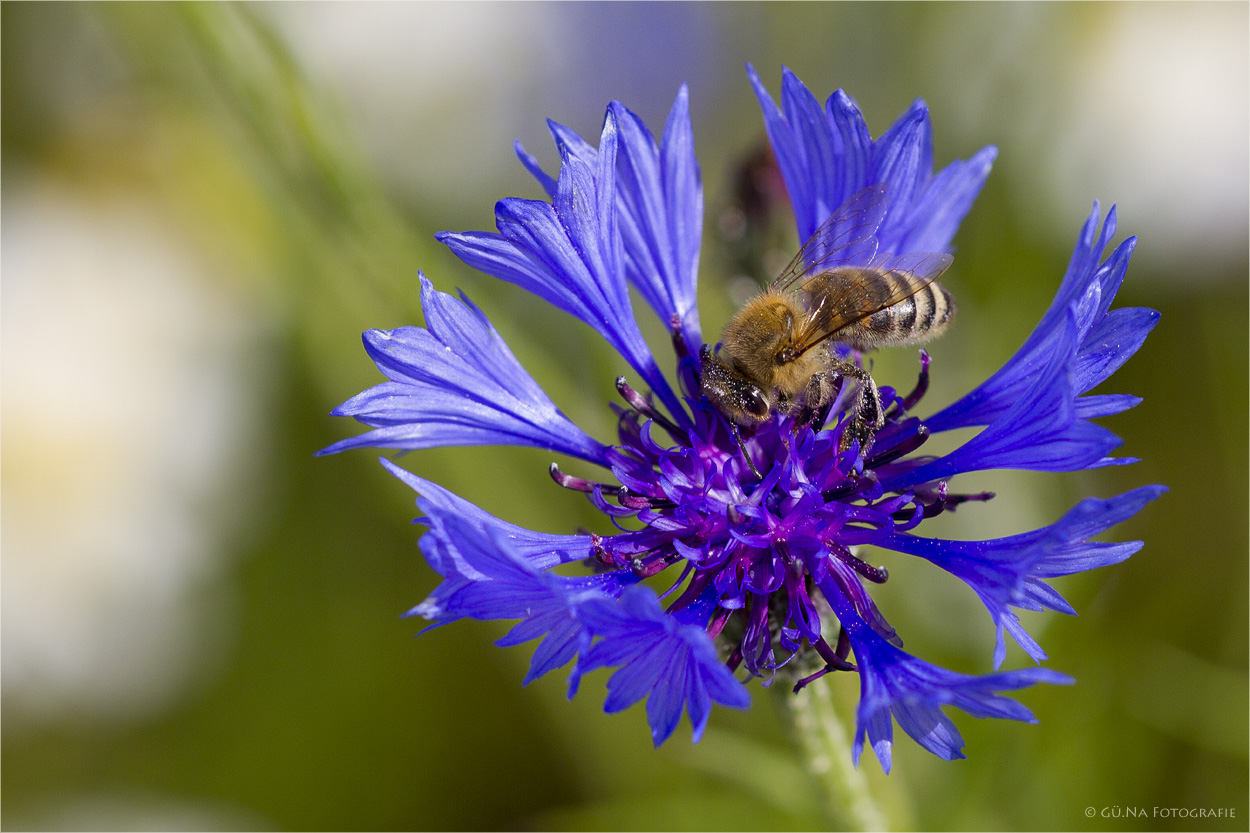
[699,345,772,426]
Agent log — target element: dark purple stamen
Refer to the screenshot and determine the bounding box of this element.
[550,462,621,495]
[940,489,995,509]
[616,486,673,511]
[866,422,930,467]
[835,627,851,661]
[706,604,733,639]
[897,484,996,520]
[793,633,858,693]
[792,665,834,692]
[820,644,858,670]
[669,314,690,358]
[893,349,931,415]
[832,544,889,584]
[631,553,679,578]
[616,375,685,440]
[590,534,618,567]
[821,470,878,502]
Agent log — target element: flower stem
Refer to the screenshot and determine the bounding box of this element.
[780,675,887,831]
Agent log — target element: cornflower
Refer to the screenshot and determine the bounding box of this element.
[320,65,1163,769]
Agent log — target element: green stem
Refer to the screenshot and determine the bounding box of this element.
[781,675,887,831]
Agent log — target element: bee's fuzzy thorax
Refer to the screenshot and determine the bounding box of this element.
[719,291,822,394]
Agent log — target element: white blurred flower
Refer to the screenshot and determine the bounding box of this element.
[1,183,263,722]
[925,3,1246,277]
[1046,2,1248,274]
[265,3,556,210]
[264,3,729,214]
[9,792,271,833]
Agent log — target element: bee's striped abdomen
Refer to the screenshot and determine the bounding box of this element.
[842,269,954,350]
[903,279,954,340]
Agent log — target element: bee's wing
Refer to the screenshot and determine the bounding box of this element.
[770,185,888,295]
[788,251,954,357]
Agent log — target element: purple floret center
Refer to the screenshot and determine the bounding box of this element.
[553,337,990,688]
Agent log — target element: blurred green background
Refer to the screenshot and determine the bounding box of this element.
[3,2,1246,830]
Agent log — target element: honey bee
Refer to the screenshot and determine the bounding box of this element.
[700,184,955,452]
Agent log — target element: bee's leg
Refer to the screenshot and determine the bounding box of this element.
[831,360,884,454]
[811,373,845,431]
[791,372,844,431]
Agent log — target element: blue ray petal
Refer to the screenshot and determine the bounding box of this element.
[577,585,751,745]
[748,64,994,253]
[928,206,1151,432]
[825,590,1072,772]
[438,111,687,423]
[318,275,609,464]
[879,486,1166,667]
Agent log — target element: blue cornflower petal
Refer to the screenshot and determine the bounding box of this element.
[381,459,593,573]
[884,312,1122,490]
[777,66,840,239]
[438,112,687,423]
[870,100,932,239]
[747,63,995,253]
[500,608,586,687]
[826,589,1072,772]
[382,459,597,629]
[318,275,609,464]
[1071,306,1160,395]
[826,89,872,213]
[547,118,600,172]
[390,479,639,688]
[577,584,751,745]
[514,139,558,196]
[404,511,571,628]
[610,87,704,354]
[879,485,1167,667]
[927,205,1154,432]
[747,64,819,241]
[1027,485,1167,576]
[1075,394,1143,420]
[414,513,570,623]
[891,145,998,254]
[500,564,640,693]
[518,89,704,357]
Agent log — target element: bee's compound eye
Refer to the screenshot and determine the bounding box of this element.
[742,387,770,421]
